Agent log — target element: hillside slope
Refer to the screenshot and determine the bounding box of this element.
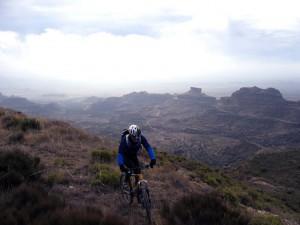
[0,107,299,225]
[231,150,300,217]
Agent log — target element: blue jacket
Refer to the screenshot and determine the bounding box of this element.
[117,134,155,166]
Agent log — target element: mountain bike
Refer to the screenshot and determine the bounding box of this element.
[120,164,152,224]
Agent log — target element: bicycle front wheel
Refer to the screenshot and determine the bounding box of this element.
[119,174,132,204]
[140,185,152,224]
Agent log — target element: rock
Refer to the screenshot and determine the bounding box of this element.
[231,86,285,105]
[186,87,203,96]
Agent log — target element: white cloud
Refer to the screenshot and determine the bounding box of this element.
[25,0,300,31]
[1,0,300,95]
[0,29,237,84]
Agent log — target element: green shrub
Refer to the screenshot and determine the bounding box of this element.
[92,170,120,188]
[222,187,239,206]
[91,149,115,163]
[162,192,250,225]
[0,184,127,225]
[90,163,120,188]
[47,171,69,186]
[19,118,41,131]
[203,174,221,187]
[249,214,283,225]
[1,116,41,131]
[91,163,111,173]
[0,150,41,190]
[54,158,67,167]
[1,115,20,129]
[8,132,24,143]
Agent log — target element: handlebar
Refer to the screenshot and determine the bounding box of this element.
[123,164,151,175]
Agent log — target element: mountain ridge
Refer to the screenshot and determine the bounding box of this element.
[1,86,300,167]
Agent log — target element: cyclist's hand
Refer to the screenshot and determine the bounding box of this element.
[150,159,156,168]
[120,165,128,172]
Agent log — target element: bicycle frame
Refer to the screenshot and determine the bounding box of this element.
[123,164,150,190]
[120,164,152,224]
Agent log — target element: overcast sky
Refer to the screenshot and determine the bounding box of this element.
[1,0,300,96]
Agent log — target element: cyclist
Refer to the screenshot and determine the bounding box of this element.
[117,124,156,193]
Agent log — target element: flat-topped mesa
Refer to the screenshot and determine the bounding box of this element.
[233,86,283,98]
[178,87,216,104]
[187,87,203,96]
[230,87,286,105]
[179,87,206,97]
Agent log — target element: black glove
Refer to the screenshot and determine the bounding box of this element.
[150,159,156,168]
[120,165,128,172]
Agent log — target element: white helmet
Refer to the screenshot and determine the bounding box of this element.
[128,124,141,138]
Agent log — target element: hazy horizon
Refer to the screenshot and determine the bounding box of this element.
[1,77,300,102]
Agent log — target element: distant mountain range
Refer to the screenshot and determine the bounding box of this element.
[1,86,300,167]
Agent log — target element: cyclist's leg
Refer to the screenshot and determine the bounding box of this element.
[131,154,141,184]
[123,155,138,199]
[129,155,144,203]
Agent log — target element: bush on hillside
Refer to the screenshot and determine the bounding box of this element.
[0,185,126,225]
[54,158,67,167]
[90,163,120,188]
[47,171,69,186]
[19,118,41,131]
[91,149,115,163]
[161,192,250,225]
[8,132,25,143]
[249,214,283,225]
[0,150,41,190]
[1,115,20,129]
[1,115,41,131]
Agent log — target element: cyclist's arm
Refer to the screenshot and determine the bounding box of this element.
[117,138,125,166]
[141,135,156,160]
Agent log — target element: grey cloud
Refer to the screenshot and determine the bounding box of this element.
[223,20,300,61]
[0,1,191,36]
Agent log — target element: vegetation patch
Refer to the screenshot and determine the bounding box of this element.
[47,171,69,186]
[54,158,68,167]
[235,150,300,217]
[1,115,41,131]
[0,150,41,190]
[159,151,292,219]
[162,191,285,225]
[162,192,250,225]
[0,185,126,225]
[249,214,283,225]
[90,163,120,188]
[8,131,24,144]
[0,150,126,225]
[91,149,116,163]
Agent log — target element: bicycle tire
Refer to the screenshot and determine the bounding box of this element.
[140,183,152,224]
[119,174,132,204]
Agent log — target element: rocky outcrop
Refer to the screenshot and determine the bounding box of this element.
[230,87,285,105]
[178,87,216,104]
[219,87,289,118]
[184,87,203,96]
